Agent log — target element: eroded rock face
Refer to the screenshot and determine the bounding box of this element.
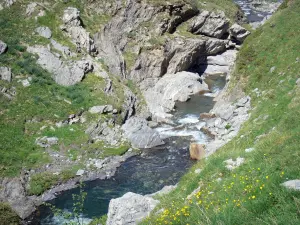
[27,46,93,86]
[144,71,209,119]
[188,10,230,38]
[0,40,7,54]
[122,116,164,149]
[130,37,227,90]
[106,192,159,225]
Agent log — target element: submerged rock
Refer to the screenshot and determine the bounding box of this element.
[106,192,159,225]
[122,117,164,149]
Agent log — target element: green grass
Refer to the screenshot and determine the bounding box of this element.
[0,203,20,225]
[142,1,300,224]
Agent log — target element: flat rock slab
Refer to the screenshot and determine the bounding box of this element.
[107,192,159,225]
[282,180,300,191]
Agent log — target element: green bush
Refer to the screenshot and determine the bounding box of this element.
[28,172,60,195]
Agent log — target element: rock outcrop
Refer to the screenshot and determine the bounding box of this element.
[144,71,209,119]
[106,192,159,225]
[27,46,93,86]
[0,178,36,220]
[188,10,230,38]
[61,7,96,53]
[229,23,251,44]
[0,66,12,82]
[0,40,7,54]
[122,116,164,148]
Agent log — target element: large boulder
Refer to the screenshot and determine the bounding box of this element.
[0,178,36,219]
[27,46,93,86]
[106,192,159,225]
[0,40,7,54]
[229,23,250,44]
[122,117,164,148]
[144,71,209,119]
[188,10,230,38]
[0,67,12,82]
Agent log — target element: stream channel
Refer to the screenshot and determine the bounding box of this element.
[35,1,269,224]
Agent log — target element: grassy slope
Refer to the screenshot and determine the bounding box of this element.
[142,1,300,224]
[0,1,129,178]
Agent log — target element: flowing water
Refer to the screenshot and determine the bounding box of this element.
[35,1,271,223]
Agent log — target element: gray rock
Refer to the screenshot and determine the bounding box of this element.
[0,0,16,10]
[76,169,85,176]
[106,192,159,225]
[50,39,73,57]
[229,23,250,44]
[62,7,96,53]
[0,40,7,54]
[35,26,52,39]
[89,105,113,114]
[282,180,300,191]
[122,117,164,149]
[27,46,93,86]
[0,178,36,219]
[26,2,37,16]
[35,136,58,148]
[270,66,276,73]
[224,157,245,170]
[188,10,230,38]
[62,7,81,26]
[144,71,209,119]
[0,67,12,82]
[21,79,30,87]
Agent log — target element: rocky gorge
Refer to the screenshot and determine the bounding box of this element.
[0,0,290,225]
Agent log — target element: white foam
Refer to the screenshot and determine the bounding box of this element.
[42,211,92,225]
[156,126,207,143]
[178,114,199,124]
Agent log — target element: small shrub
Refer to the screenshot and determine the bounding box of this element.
[28,172,60,195]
